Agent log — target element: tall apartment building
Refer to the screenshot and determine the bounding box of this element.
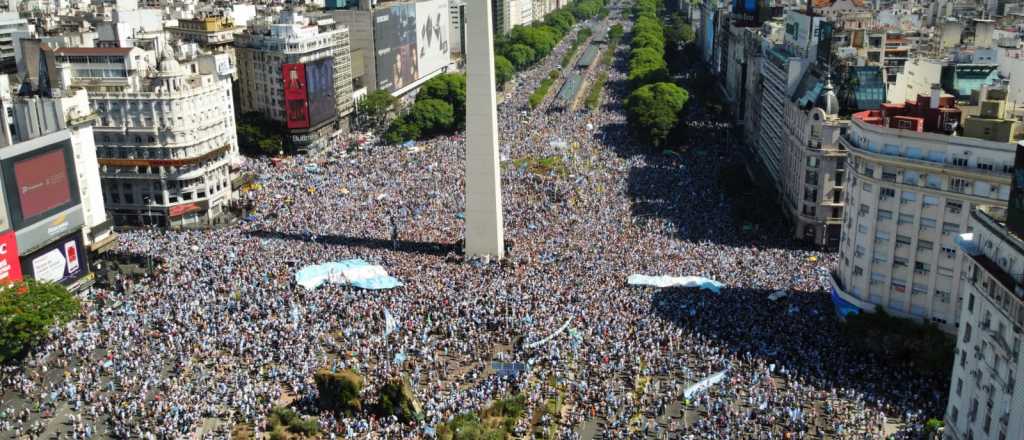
[0,12,32,72]
[492,0,511,35]
[944,205,1024,440]
[757,44,806,188]
[832,87,1019,330]
[449,0,466,55]
[39,45,239,227]
[781,73,848,247]
[235,10,354,149]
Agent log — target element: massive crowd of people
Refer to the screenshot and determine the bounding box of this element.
[0,6,948,440]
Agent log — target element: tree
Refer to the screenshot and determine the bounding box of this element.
[626,82,688,147]
[666,19,694,46]
[408,99,455,137]
[0,280,80,363]
[608,24,625,42]
[375,377,422,422]
[383,117,421,144]
[494,56,515,87]
[509,26,558,59]
[417,73,466,129]
[357,90,399,134]
[257,138,283,155]
[632,31,665,56]
[505,43,537,70]
[628,47,668,86]
[544,10,575,35]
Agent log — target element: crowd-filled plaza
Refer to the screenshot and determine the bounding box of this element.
[0,10,949,440]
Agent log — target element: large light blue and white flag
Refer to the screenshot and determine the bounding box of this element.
[295,259,403,290]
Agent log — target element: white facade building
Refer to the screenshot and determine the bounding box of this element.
[944,207,1024,440]
[832,110,1015,330]
[235,10,354,149]
[781,73,848,247]
[44,45,239,227]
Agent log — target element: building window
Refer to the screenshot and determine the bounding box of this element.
[898,213,915,225]
[878,209,893,220]
[880,187,895,200]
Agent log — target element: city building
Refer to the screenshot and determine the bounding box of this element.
[9,87,114,252]
[781,72,848,247]
[756,44,807,191]
[330,1,451,96]
[235,10,354,149]
[0,12,32,72]
[40,44,240,227]
[831,87,1018,331]
[492,0,512,36]
[166,16,242,53]
[449,0,466,55]
[944,203,1024,440]
[0,129,96,292]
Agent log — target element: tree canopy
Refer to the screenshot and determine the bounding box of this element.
[356,90,399,134]
[417,73,466,128]
[626,82,688,147]
[0,280,80,363]
[494,56,515,87]
[628,47,668,85]
[237,112,286,155]
[505,43,537,70]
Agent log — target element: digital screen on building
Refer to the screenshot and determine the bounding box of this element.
[282,63,310,129]
[20,231,86,286]
[304,58,337,127]
[374,3,419,92]
[3,140,79,230]
[415,0,450,77]
[0,231,22,284]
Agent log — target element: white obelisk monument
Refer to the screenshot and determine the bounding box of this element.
[464,0,505,259]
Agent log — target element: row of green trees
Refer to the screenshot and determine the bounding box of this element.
[380,0,609,144]
[382,73,467,144]
[493,0,607,87]
[624,0,689,147]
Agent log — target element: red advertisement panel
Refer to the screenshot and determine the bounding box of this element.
[14,149,72,220]
[0,231,23,283]
[283,64,310,129]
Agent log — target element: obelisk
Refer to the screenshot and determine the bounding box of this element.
[464,0,505,259]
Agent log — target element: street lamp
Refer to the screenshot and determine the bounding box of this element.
[143,195,153,272]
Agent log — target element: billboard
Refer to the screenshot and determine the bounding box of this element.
[415,0,450,77]
[21,231,87,286]
[374,3,418,92]
[304,58,337,127]
[283,64,310,129]
[2,138,79,230]
[0,231,22,283]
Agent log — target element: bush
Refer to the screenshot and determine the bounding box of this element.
[314,369,363,414]
[438,395,526,440]
[0,280,80,363]
[529,74,559,109]
[268,406,320,437]
[494,56,515,87]
[375,377,422,422]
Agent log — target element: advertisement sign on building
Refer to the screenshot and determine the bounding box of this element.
[282,63,310,129]
[374,3,418,92]
[304,58,337,127]
[2,139,79,230]
[415,0,450,77]
[0,231,22,283]
[21,231,87,286]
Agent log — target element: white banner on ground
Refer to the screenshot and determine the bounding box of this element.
[683,369,728,400]
[525,318,573,349]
